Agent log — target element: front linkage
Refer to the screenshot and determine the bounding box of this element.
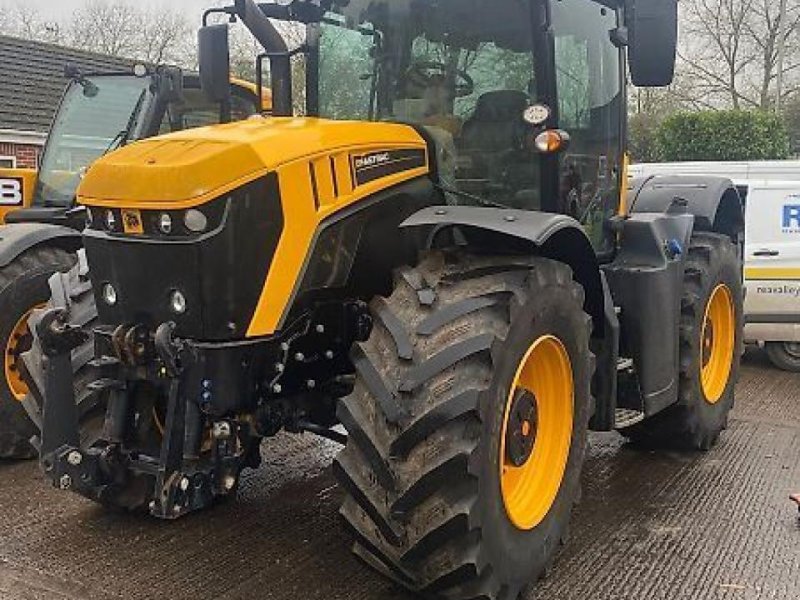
[30,301,371,518]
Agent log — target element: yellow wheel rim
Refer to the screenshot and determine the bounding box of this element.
[4,308,38,401]
[499,335,574,531]
[700,284,735,404]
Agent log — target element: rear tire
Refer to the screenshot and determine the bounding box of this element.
[0,245,76,458]
[621,233,742,450]
[765,342,800,372]
[334,251,593,600]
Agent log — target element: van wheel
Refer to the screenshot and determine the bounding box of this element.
[765,342,800,372]
[621,233,742,450]
[334,251,593,600]
[0,246,76,458]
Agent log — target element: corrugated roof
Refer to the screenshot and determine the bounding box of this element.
[0,35,136,133]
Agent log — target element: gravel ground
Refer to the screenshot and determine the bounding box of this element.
[0,349,798,600]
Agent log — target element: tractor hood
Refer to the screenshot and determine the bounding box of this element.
[77,117,427,209]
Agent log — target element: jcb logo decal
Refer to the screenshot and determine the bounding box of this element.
[783,205,800,233]
[0,177,23,206]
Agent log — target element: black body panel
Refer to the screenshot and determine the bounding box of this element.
[285,177,437,328]
[0,222,82,268]
[84,174,284,340]
[603,212,695,415]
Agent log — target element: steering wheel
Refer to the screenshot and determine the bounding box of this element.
[406,61,475,98]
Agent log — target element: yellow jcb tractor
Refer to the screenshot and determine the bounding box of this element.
[0,64,269,457]
[24,0,744,597]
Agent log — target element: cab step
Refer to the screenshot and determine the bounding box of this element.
[617,357,634,371]
[614,408,646,429]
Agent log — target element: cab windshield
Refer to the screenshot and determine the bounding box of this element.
[316,0,623,253]
[319,0,540,210]
[35,75,153,207]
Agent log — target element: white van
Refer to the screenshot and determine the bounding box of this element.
[631,162,800,371]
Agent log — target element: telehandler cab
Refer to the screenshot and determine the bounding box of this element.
[0,65,269,457]
[24,0,744,597]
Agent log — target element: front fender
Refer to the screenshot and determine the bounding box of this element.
[0,223,82,269]
[400,205,605,335]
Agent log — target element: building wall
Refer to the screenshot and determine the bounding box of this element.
[0,141,42,169]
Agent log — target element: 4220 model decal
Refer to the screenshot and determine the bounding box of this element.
[350,148,427,187]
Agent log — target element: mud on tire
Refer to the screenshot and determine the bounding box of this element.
[0,246,76,458]
[334,251,594,600]
[621,232,743,450]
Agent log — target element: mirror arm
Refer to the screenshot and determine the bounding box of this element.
[235,0,293,117]
[610,26,629,48]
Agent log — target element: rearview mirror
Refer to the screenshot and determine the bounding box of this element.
[627,0,678,87]
[198,24,231,103]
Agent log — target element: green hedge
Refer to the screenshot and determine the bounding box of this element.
[653,110,791,162]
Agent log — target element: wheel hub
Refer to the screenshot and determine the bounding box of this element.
[700,284,735,404]
[702,320,715,368]
[499,335,574,531]
[505,389,538,467]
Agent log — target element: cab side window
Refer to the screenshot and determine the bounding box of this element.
[551,0,622,251]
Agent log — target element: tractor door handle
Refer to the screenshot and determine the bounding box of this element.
[753,249,780,257]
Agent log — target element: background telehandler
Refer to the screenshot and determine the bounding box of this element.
[24,0,744,597]
[0,65,268,457]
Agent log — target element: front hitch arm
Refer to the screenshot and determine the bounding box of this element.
[36,308,89,461]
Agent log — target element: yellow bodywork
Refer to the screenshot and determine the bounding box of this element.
[0,168,37,223]
[77,117,429,337]
[230,78,273,113]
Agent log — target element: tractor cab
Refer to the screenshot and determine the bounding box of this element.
[201,0,676,252]
[4,66,264,229]
[314,0,625,250]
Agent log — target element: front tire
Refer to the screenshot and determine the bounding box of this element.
[0,246,75,458]
[621,232,742,450]
[334,251,593,599]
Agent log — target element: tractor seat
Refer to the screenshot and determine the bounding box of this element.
[460,90,530,152]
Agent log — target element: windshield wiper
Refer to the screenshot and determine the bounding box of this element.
[102,88,148,156]
[435,184,515,210]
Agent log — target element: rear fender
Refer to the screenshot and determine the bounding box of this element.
[630,175,744,244]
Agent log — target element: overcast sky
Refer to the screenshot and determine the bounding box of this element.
[28,0,213,20]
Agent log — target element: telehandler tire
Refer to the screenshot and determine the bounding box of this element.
[621,232,742,451]
[0,246,75,458]
[335,251,593,600]
[22,253,108,454]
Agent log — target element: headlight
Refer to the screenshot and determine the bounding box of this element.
[169,290,187,314]
[104,210,116,231]
[184,209,208,233]
[102,283,118,306]
[158,213,173,235]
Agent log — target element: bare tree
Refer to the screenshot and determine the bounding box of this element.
[679,0,800,109]
[0,2,63,43]
[68,1,193,65]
